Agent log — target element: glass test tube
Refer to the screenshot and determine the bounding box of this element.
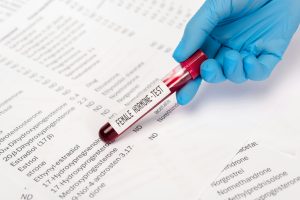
[99,50,207,143]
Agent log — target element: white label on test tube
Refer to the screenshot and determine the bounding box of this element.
[109,79,171,134]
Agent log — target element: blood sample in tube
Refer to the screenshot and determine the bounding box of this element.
[99,50,207,143]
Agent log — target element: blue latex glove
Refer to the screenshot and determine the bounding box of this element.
[173,0,300,105]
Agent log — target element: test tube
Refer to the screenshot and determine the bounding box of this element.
[99,50,207,143]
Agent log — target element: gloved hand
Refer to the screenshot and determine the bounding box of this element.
[173,0,300,105]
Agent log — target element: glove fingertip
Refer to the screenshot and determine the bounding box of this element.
[173,39,195,62]
[176,93,191,106]
[201,59,226,83]
[176,78,202,105]
[173,47,187,62]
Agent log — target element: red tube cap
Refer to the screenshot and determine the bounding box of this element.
[180,50,207,79]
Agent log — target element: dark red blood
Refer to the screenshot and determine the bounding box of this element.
[99,123,118,143]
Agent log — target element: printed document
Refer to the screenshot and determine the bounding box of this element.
[0,0,239,199]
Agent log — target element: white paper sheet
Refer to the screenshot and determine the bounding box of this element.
[200,140,300,200]
[0,0,241,199]
[0,0,299,199]
[0,0,32,23]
